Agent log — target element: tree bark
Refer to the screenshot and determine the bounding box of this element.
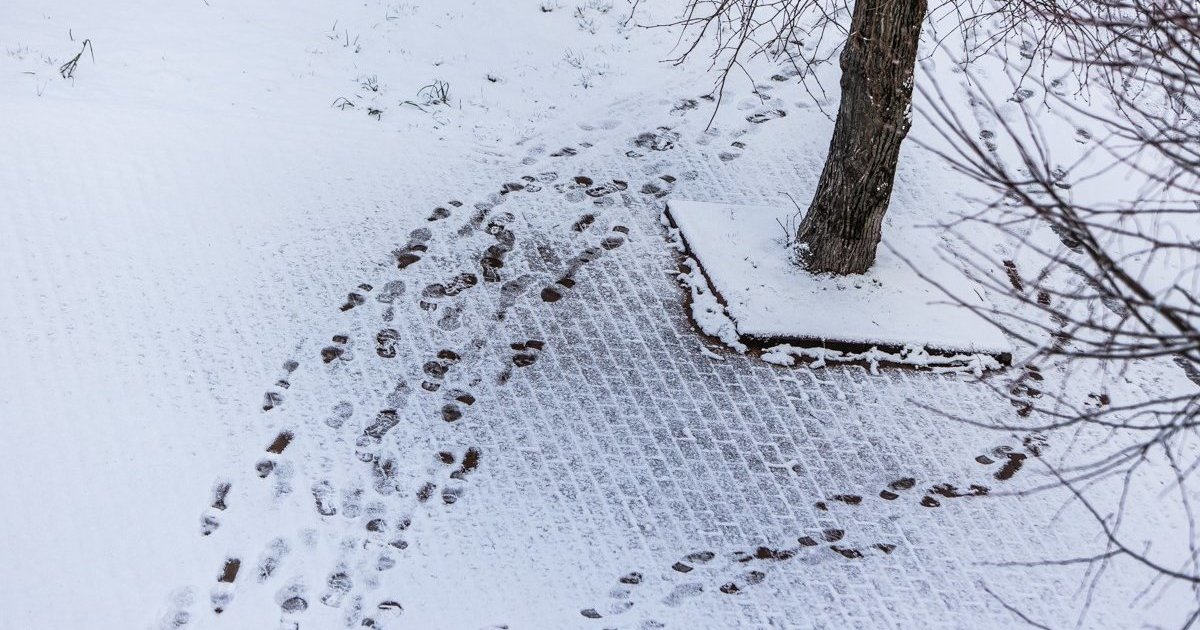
[796,0,927,275]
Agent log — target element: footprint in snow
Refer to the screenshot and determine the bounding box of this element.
[746,109,787,124]
[440,388,475,423]
[320,569,353,608]
[210,557,240,614]
[320,333,353,364]
[539,241,609,303]
[339,283,374,312]
[639,174,676,198]
[421,348,461,392]
[426,199,462,222]
[256,538,290,583]
[393,228,432,269]
[630,127,680,154]
[200,480,232,536]
[584,179,628,198]
[495,273,536,321]
[374,280,406,322]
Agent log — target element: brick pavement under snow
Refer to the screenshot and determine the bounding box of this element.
[164,87,1185,629]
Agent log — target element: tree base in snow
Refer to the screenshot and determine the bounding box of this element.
[665,200,1012,366]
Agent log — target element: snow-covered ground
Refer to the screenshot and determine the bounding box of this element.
[1,1,1195,629]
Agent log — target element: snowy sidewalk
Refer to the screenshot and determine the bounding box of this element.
[140,95,1176,629]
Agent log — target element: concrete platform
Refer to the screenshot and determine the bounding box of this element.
[666,199,1011,363]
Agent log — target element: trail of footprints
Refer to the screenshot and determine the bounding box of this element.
[578,439,1044,624]
[183,87,826,627]
[250,86,779,418]
[195,442,488,628]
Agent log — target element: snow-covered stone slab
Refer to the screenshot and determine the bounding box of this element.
[666,200,1011,361]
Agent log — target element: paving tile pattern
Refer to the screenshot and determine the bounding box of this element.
[170,83,1177,630]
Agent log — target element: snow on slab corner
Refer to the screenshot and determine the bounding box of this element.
[665,199,1011,359]
[662,208,747,353]
[761,343,1003,376]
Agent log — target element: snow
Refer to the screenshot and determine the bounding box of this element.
[0,1,1195,629]
[667,200,1011,356]
[676,256,748,353]
[761,343,1002,376]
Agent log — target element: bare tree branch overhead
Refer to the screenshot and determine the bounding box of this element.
[913,2,1200,625]
[656,0,1135,275]
[667,0,1198,625]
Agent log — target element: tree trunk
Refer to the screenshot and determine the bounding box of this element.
[796,0,927,275]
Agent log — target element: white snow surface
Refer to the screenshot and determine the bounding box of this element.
[668,200,1011,354]
[0,2,1196,630]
